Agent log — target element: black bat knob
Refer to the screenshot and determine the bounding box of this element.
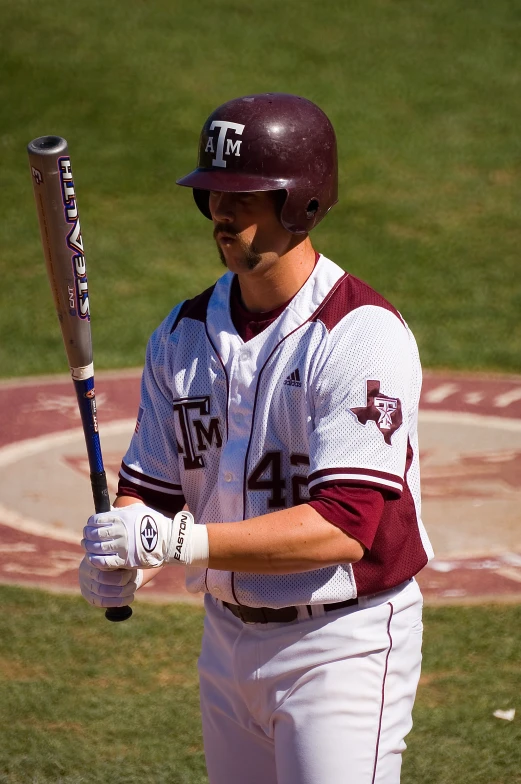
[105,606,133,622]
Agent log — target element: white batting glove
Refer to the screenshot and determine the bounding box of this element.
[79,556,143,608]
[81,504,209,570]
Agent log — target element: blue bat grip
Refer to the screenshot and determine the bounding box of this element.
[73,377,104,473]
[73,376,132,621]
[73,377,110,514]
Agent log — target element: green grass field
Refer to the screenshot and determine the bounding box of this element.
[0,587,520,784]
[1,0,520,377]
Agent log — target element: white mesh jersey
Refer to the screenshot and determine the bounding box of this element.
[120,254,433,608]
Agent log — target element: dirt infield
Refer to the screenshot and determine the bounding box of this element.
[1,369,520,605]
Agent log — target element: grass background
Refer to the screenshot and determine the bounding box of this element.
[1,0,520,377]
[1,2,520,782]
[0,586,519,784]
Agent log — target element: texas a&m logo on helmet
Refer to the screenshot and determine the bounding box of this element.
[204,121,245,168]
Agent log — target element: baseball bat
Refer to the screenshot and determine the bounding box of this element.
[27,135,132,623]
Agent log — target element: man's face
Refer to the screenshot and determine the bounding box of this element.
[208,190,292,273]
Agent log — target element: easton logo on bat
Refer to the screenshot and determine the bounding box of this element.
[31,166,43,185]
[58,157,90,320]
[90,395,99,433]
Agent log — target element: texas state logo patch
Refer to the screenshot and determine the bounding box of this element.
[350,380,403,445]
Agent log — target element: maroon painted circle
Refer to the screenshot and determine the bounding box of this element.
[1,369,520,605]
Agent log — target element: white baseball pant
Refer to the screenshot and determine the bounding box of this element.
[198,579,423,784]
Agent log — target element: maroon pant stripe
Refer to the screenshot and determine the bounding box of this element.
[371,602,394,784]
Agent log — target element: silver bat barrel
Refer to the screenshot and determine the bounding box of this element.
[27,135,93,377]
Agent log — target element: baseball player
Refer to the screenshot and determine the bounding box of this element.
[80,93,433,783]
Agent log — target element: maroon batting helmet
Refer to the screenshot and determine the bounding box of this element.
[176,93,338,234]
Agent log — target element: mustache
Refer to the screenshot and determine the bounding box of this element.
[213,223,239,239]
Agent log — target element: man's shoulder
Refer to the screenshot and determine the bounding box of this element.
[169,283,217,333]
[312,266,404,332]
[146,281,221,366]
[166,270,234,334]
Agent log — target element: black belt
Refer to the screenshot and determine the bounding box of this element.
[222,598,358,624]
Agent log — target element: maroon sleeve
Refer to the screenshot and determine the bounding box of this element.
[308,485,386,550]
[117,475,186,517]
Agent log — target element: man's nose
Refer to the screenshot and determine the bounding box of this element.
[210,192,235,223]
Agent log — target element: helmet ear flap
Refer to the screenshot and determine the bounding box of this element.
[306,199,320,218]
[280,191,322,234]
[193,189,211,220]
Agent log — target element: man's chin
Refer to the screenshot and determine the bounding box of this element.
[216,242,262,272]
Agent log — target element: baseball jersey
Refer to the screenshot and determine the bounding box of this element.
[118,254,433,608]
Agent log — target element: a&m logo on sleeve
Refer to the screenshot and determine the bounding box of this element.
[350,380,403,444]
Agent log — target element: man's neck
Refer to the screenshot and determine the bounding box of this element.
[237,238,317,313]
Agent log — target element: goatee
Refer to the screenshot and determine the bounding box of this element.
[217,237,262,271]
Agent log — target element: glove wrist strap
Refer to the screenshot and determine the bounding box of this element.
[166,512,209,567]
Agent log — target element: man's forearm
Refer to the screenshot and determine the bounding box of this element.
[207,504,364,574]
[112,497,364,574]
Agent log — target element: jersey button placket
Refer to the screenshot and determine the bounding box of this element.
[222,348,257,518]
[228,349,255,441]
